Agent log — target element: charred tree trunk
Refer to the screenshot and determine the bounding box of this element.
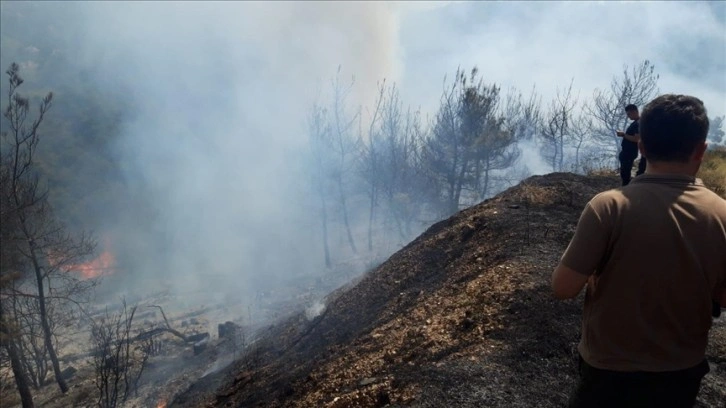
[558,130,565,171]
[394,214,407,243]
[28,240,68,393]
[446,179,457,217]
[367,187,375,252]
[452,156,469,214]
[482,156,492,200]
[446,152,459,216]
[320,195,331,268]
[4,339,35,407]
[3,64,67,394]
[10,290,40,389]
[385,190,407,243]
[337,175,357,254]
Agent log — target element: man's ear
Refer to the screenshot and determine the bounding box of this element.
[692,141,708,162]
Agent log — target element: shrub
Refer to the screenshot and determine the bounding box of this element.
[698,146,726,198]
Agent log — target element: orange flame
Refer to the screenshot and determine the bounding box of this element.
[156,399,167,408]
[65,250,116,280]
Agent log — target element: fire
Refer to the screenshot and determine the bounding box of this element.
[44,236,117,279]
[66,250,116,279]
[156,399,167,408]
[59,235,118,279]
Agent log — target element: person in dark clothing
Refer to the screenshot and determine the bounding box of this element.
[616,104,647,185]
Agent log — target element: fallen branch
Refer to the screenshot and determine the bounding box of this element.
[131,327,187,343]
[129,306,205,344]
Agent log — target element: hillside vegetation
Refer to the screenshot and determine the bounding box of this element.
[700,146,726,198]
[169,173,725,408]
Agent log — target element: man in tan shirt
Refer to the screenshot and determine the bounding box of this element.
[552,94,726,407]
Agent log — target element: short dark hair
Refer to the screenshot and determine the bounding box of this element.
[624,104,638,112]
[640,94,709,162]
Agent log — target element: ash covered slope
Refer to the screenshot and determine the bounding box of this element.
[173,173,726,408]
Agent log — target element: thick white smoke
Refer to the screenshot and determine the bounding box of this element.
[63,2,406,302]
[2,1,723,309]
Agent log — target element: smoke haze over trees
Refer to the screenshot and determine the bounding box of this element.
[1,0,724,295]
[0,2,726,322]
[1,0,725,295]
[0,1,724,404]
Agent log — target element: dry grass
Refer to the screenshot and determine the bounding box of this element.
[698,146,726,198]
[585,168,617,177]
[515,184,557,206]
[582,145,726,199]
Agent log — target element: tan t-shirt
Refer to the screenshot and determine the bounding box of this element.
[561,174,726,372]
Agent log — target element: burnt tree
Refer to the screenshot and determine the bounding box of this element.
[307,100,333,268]
[1,63,95,396]
[586,60,659,153]
[329,67,361,254]
[540,79,578,172]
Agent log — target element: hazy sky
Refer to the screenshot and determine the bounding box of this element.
[2,1,724,308]
[62,1,726,125]
[393,1,725,118]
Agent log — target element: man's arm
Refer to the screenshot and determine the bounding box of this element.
[552,200,610,300]
[624,132,640,143]
[616,130,640,143]
[552,264,590,299]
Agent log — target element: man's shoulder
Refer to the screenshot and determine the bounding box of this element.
[585,189,627,213]
[590,188,626,204]
[626,120,639,134]
[693,188,726,217]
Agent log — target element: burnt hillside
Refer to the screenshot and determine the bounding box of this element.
[171,172,726,408]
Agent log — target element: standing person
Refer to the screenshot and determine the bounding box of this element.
[552,94,726,408]
[616,104,647,185]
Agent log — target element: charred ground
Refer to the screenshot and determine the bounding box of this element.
[172,172,726,408]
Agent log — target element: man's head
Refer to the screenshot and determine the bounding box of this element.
[639,94,709,165]
[624,104,639,120]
